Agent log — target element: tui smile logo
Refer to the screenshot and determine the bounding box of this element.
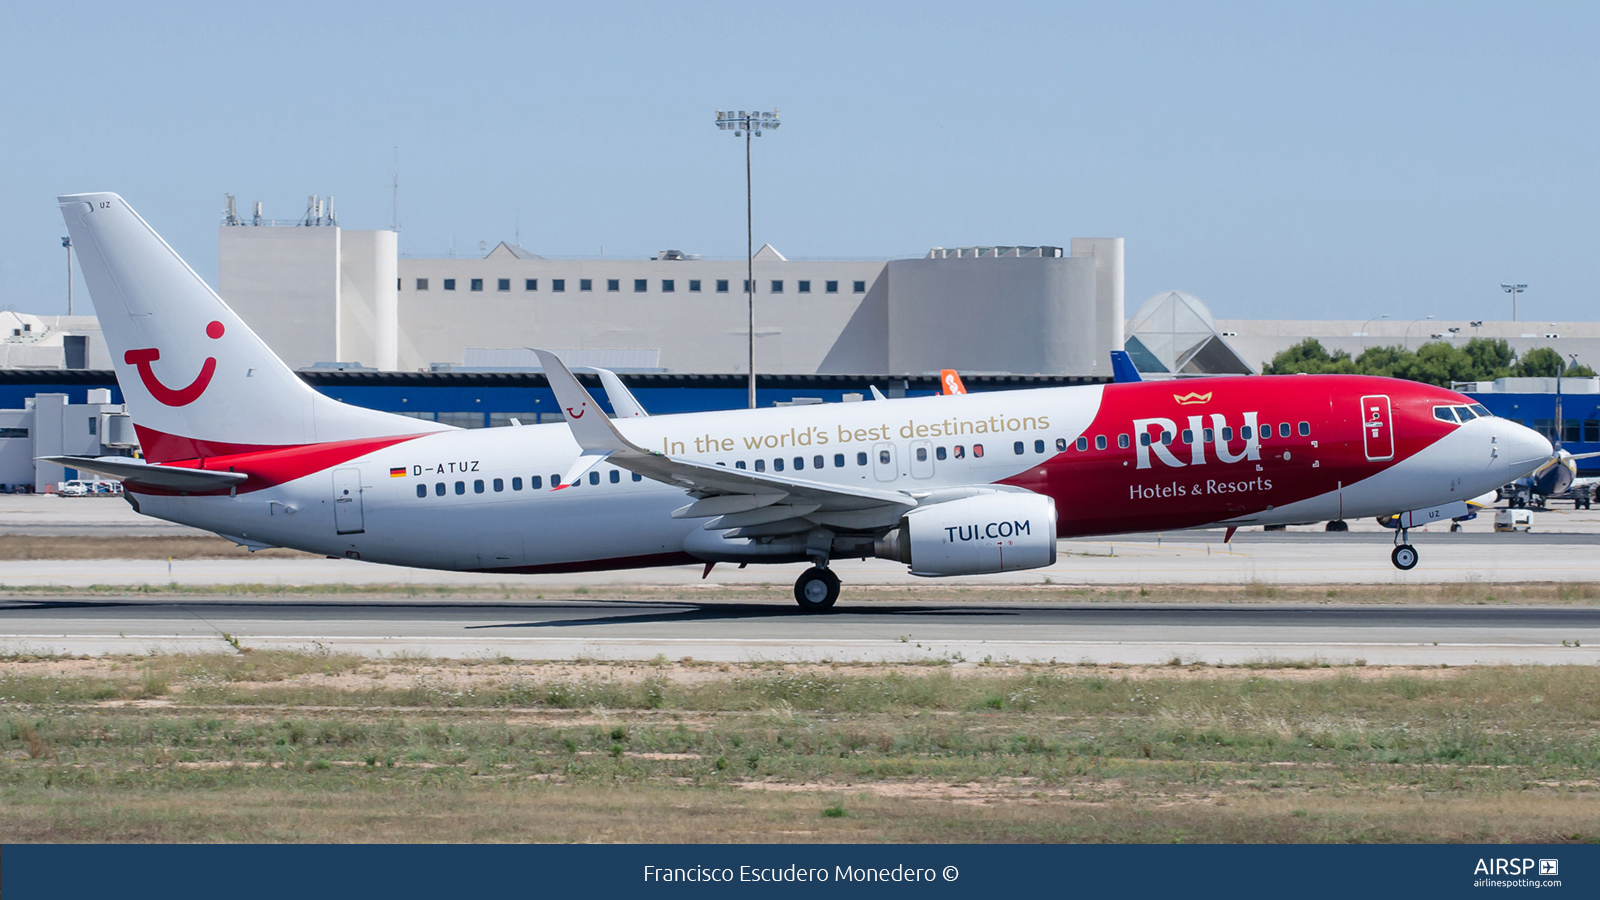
[124,320,224,407]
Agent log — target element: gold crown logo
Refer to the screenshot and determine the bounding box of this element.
[1173,391,1213,405]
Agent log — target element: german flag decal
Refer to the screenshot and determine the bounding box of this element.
[390,467,407,478]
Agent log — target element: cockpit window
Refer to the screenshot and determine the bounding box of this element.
[1469,403,1492,418]
[1433,406,1459,424]
[1453,405,1477,421]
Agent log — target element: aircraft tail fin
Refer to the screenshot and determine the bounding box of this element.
[1109,350,1143,384]
[58,193,445,462]
[939,369,967,395]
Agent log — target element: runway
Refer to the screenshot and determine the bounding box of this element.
[4,596,1599,665]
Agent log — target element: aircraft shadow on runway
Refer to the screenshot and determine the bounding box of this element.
[466,602,1020,630]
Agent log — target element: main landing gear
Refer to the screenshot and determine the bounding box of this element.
[794,566,841,612]
[1390,529,1419,571]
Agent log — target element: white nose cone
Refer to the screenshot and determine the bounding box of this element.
[1497,419,1553,474]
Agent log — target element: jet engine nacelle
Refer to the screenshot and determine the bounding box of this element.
[875,493,1057,577]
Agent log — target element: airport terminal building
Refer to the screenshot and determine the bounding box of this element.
[2,206,1598,488]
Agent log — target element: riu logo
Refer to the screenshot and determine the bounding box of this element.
[1134,412,1261,470]
[123,321,225,407]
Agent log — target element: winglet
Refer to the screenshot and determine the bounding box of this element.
[533,350,650,456]
[592,367,648,418]
[1110,350,1143,384]
[939,369,967,395]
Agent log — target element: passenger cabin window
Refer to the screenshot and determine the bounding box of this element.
[1094,435,1106,450]
[916,446,928,461]
[1279,422,1291,438]
[792,456,804,470]
[973,444,985,458]
[474,479,485,493]
[551,475,561,487]
[813,455,824,468]
[416,485,426,498]
[435,483,445,496]
[513,477,524,490]
[1015,441,1025,454]
[632,472,642,481]
[1117,434,1130,449]
[1160,431,1173,445]
[878,449,891,464]
[1076,436,1088,451]
[1035,440,1046,453]
[1056,438,1068,452]
[529,476,541,489]
[755,460,766,472]
[774,458,785,472]
[1221,427,1233,441]
[610,470,620,483]
[589,471,599,485]
[936,446,947,460]
[954,445,966,458]
[735,461,746,469]
[1241,426,1253,440]
[493,478,504,492]
[1181,429,1194,444]
[1204,428,1215,442]
[455,481,465,495]
[1139,433,1152,447]
[834,454,845,467]
[857,452,868,466]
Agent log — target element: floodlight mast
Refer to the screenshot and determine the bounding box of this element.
[1501,283,1527,321]
[716,108,781,409]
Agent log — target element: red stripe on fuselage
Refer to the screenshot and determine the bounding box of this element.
[1001,374,1468,536]
[125,429,431,495]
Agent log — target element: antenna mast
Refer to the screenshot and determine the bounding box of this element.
[391,147,400,233]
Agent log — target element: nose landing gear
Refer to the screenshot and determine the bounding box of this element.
[794,566,841,612]
[1391,528,1419,571]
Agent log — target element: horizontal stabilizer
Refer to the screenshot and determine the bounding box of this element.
[38,456,247,492]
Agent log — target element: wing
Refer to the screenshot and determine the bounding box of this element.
[38,456,248,493]
[534,350,916,534]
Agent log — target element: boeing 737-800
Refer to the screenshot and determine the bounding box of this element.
[51,193,1554,610]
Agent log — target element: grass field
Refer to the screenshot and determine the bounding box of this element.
[3,652,1598,843]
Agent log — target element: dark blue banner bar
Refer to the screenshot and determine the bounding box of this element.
[2,844,1592,898]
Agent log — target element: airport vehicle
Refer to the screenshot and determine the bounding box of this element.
[48,193,1556,608]
[1495,508,1533,532]
[54,479,121,497]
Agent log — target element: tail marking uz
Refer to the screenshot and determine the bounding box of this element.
[123,321,225,408]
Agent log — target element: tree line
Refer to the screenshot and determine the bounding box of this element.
[1261,337,1595,387]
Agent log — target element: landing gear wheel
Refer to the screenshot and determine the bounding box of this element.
[794,567,841,612]
[1391,544,1418,571]
[1449,522,1462,532]
[1325,520,1349,532]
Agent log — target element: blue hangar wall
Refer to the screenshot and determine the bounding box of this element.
[0,370,1102,425]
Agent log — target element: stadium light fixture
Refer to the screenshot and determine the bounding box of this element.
[716,108,782,409]
[1501,283,1527,322]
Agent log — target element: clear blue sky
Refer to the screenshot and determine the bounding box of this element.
[2,1,1596,322]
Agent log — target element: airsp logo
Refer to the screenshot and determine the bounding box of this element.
[1540,859,1559,876]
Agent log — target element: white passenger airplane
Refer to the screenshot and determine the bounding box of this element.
[51,193,1554,609]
